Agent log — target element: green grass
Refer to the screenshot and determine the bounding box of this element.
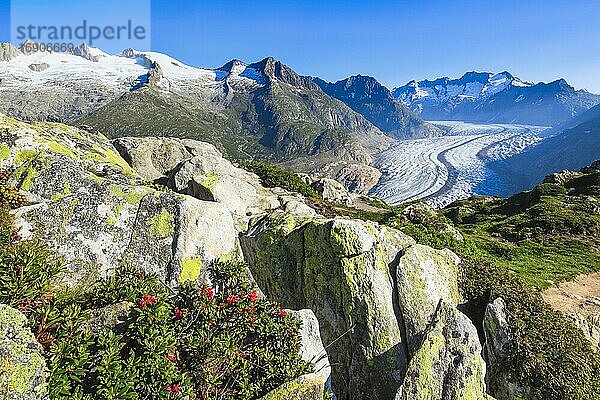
[460,234,600,289]
[442,179,600,289]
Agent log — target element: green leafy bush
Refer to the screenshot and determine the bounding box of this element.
[0,240,63,313]
[242,161,320,199]
[0,248,309,399]
[459,259,600,400]
[0,204,309,399]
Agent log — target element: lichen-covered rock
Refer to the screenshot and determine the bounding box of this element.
[168,153,283,231]
[312,178,355,206]
[484,298,533,400]
[113,136,312,232]
[396,244,461,353]
[1,115,238,288]
[112,136,221,182]
[260,374,327,400]
[0,304,48,400]
[241,211,415,400]
[398,301,491,400]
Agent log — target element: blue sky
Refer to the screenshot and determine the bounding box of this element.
[2,0,600,92]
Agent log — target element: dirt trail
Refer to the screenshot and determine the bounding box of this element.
[543,272,600,314]
[543,273,600,351]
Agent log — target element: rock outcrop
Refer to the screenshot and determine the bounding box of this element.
[1,115,239,287]
[0,304,48,400]
[27,63,50,72]
[396,244,461,353]
[113,136,316,232]
[0,43,21,62]
[312,178,355,206]
[484,298,533,400]
[241,212,415,399]
[398,301,491,400]
[241,210,490,400]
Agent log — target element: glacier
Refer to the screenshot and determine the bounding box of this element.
[370,121,549,208]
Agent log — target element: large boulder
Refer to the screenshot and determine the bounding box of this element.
[312,178,354,206]
[396,244,461,353]
[241,211,415,399]
[112,136,221,182]
[398,301,491,400]
[1,115,239,288]
[0,304,48,400]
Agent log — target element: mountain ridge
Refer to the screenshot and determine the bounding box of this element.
[313,74,443,139]
[393,71,600,126]
[0,42,401,191]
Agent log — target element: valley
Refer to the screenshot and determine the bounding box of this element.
[370,121,548,208]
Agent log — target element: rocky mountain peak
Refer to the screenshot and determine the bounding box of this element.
[547,78,574,91]
[458,70,492,84]
[392,70,599,125]
[249,56,319,89]
[218,58,248,74]
[72,42,107,62]
[0,42,21,62]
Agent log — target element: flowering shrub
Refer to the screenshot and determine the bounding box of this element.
[10,256,310,400]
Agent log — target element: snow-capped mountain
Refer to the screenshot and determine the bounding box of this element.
[393,71,600,126]
[313,75,442,139]
[393,71,530,106]
[0,42,403,187]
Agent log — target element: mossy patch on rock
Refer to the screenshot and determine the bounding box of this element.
[146,208,175,238]
[260,374,326,400]
[178,256,204,284]
[109,185,150,205]
[0,144,10,159]
[0,304,48,399]
[398,302,490,400]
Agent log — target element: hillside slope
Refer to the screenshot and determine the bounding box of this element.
[313,75,442,139]
[497,103,600,192]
